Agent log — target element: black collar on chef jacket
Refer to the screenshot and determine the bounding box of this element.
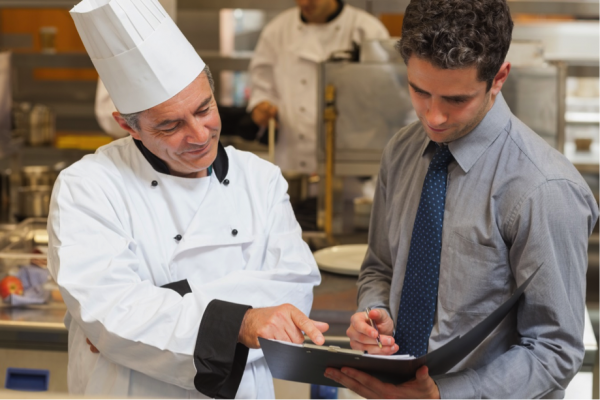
[133,138,229,183]
[300,0,344,23]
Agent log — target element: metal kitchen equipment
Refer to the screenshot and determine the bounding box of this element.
[27,104,55,146]
[16,186,52,220]
[0,217,48,275]
[11,102,55,146]
[14,163,64,220]
[21,165,57,188]
[317,38,564,233]
[0,220,82,394]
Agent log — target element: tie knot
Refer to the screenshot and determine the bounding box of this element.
[429,145,453,171]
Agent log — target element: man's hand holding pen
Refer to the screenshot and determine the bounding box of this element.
[327,308,440,399]
[346,308,397,354]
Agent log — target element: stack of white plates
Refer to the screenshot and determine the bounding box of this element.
[313,244,368,276]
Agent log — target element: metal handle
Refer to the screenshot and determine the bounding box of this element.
[268,117,276,164]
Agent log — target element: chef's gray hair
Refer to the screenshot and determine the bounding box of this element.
[120,64,215,132]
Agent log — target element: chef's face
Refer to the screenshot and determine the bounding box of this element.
[406,56,510,144]
[120,73,221,178]
[296,0,338,23]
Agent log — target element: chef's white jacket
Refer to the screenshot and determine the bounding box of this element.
[47,136,321,398]
[248,4,389,173]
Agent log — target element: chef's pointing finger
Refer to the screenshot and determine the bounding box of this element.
[290,308,327,345]
[311,320,330,333]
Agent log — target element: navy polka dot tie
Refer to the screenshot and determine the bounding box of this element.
[394,144,453,358]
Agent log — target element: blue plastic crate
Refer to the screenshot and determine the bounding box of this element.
[5,368,49,391]
[311,384,338,399]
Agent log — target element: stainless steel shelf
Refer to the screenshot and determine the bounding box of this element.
[0,0,596,18]
[179,0,296,10]
[0,0,77,7]
[567,62,600,78]
[12,52,92,68]
[12,52,250,70]
[566,112,600,124]
[0,137,23,161]
[198,51,252,71]
[178,0,599,18]
[575,164,600,174]
[508,0,599,17]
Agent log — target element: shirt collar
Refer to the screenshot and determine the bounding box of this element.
[420,92,512,173]
[300,0,344,24]
[133,139,229,183]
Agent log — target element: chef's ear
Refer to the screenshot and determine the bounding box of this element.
[113,112,142,140]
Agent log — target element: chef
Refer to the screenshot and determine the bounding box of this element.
[248,0,389,174]
[47,0,327,398]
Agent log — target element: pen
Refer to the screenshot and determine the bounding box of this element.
[365,306,383,349]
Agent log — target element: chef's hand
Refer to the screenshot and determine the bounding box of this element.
[251,101,278,127]
[324,365,440,399]
[238,304,329,348]
[86,338,99,353]
[347,308,397,354]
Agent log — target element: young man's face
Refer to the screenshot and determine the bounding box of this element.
[116,73,221,178]
[406,56,509,144]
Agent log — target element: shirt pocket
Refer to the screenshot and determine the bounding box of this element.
[438,232,511,315]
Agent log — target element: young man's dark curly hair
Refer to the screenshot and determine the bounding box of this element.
[397,0,514,91]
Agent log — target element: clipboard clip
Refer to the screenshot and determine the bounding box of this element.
[303,343,364,356]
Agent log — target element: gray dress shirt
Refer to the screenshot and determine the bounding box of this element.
[357,93,599,399]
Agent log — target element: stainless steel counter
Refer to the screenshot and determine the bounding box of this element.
[0,275,595,373]
[0,302,66,333]
[0,302,67,352]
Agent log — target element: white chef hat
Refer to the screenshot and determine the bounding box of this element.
[71,0,205,114]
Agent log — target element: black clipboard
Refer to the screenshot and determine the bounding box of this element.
[259,264,541,387]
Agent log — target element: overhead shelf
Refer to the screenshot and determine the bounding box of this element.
[564,142,600,174]
[566,112,600,124]
[0,137,23,161]
[507,0,599,17]
[0,0,598,18]
[179,0,296,10]
[0,0,77,7]
[11,51,251,70]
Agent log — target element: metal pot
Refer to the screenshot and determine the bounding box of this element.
[16,186,52,219]
[21,165,57,188]
[27,104,55,146]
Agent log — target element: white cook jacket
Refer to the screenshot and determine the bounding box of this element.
[47,136,321,398]
[247,5,389,173]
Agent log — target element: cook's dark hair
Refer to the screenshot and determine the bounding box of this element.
[398,0,513,91]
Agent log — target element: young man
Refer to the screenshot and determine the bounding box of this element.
[325,0,598,398]
[48,0,328,398]
[248,0,389,173]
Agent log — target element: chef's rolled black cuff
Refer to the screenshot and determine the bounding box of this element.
[193,299,251,399]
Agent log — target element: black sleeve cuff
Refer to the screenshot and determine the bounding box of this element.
[193,299,252,398]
